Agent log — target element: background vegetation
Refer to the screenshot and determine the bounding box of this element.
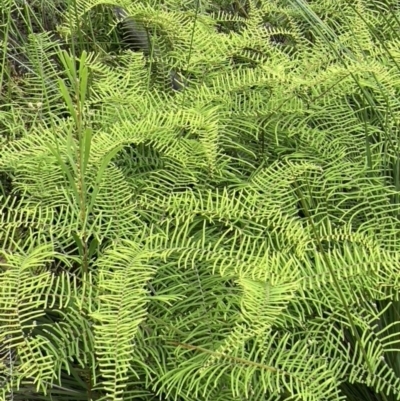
[1,0,400,400]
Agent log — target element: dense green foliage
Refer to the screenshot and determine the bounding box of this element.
[2,0,400,400]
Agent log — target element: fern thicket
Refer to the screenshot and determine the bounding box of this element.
[1,0,400,400]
